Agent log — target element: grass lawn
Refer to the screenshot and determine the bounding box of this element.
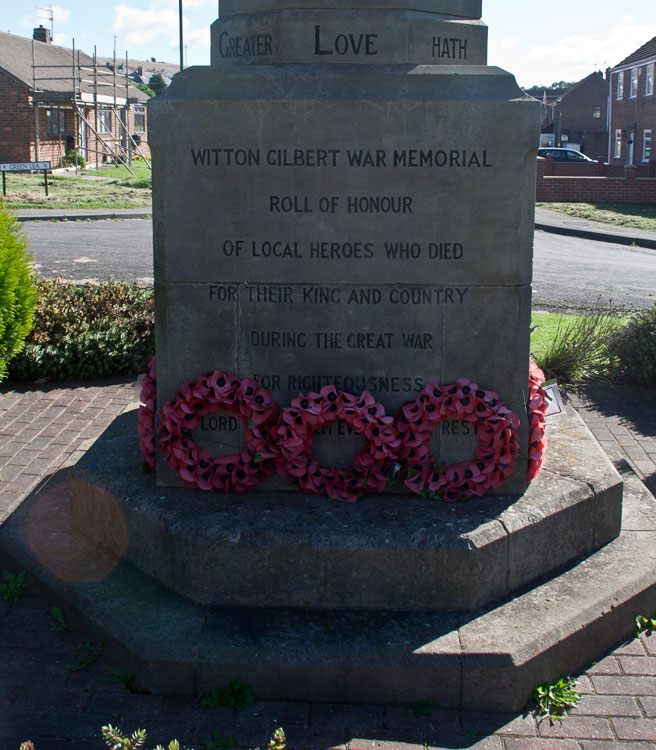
[1,165,151,209]
[537,202,656,232]
[530,311,581,361]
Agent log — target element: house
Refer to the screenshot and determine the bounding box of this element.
[0,27,151,168]
[608,35,656,166]
[535,72,609,160]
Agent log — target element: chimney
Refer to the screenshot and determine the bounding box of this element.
[33,25,51,44]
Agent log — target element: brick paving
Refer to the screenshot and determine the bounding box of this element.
[1,377,655,749]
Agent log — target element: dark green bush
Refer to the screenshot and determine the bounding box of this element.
[62,149,87,169]
[0,204,36,382]
[8,279,154,381]
[613,303,656,387]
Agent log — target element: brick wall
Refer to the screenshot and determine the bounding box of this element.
[0,74,34,163]
[536,156,656,202]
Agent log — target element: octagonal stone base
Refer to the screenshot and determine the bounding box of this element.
[1,406,655,712]
[66,406,621,612]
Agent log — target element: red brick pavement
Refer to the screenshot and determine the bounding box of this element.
[0,377,655,749]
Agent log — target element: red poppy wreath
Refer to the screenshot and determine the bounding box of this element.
[156,370,279,492]
[138,360,549,500]
[271,385,401,503]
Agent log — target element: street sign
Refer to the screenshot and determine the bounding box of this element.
[1,161,51,197]
[0,161,51,172]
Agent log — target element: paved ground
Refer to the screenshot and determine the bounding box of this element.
[0,376,655,749]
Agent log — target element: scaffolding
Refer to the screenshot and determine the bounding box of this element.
[31,38,152,174]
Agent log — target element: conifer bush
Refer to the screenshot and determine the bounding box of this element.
[0,204,36,382]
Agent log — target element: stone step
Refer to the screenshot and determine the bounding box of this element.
[0,415,654,712]
[66,407,621,612]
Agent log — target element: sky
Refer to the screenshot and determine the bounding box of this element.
[3,1,656,87]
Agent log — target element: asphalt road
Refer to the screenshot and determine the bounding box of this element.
[22,219,656,311]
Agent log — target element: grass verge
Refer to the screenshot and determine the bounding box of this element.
[537,202,656,232]
[1,170,151,209]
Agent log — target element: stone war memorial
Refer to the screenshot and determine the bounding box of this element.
[2,0,656,715]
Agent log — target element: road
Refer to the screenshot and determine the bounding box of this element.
[22,219,656,311]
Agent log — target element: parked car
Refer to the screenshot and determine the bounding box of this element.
[537,148,597,163]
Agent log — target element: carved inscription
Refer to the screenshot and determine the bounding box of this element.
[432,37,468,59]
[190,148,492,168]
[313,25,378,56]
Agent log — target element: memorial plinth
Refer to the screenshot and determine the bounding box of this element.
[149,0,537,495]
[3,0,654,715]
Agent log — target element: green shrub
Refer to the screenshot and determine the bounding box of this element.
[62,149,87,169]
[613,303,656,387]
[8,279,154,382]
[532,307,623,385]
[0,204,36,382]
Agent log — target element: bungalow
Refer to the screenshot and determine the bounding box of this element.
[0,27,150,168]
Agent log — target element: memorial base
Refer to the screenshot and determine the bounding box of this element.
[1,407,655,712]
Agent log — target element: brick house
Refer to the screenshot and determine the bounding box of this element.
[538,72,609,160]
[608,35,655,166]
[0,27,150,168]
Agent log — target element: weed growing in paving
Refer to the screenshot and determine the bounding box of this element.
[199,732,235,750]
[197,677,255,711]
[530,675,581,723]
[63,638,104,672]
[635,614,656,638]
[103,663,138,692]
[49,605,69,632]
[0,569,28,604]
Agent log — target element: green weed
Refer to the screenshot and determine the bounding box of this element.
[635,614,656,638]
[0,570,28,604]
[197,677,255,711]
[49,605,69,632]
[63,638,104,672]
[103,663,138,692]
[199,732,234,750]
[531,675,581,723]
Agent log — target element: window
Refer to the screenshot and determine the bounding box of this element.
[644,130,652,162]
[592,105,601,118]
[647,63,654,96]
[617,71,624,99]
[630,68,638,97]
[46,107,65,135]
[98,109,112,134]
[133,105,146,133]
[614,129,622,159]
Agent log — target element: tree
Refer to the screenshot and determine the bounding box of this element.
[148,74,167,96]
[131,81,156,98]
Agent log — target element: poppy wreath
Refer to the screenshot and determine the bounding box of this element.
[394,378,521,502]
[138,359,548,500]
[157,370,280,492]
[137,356,157,471]
[527,360,548,482]
[271,385,401,503]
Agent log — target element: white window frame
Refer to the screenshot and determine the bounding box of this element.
[592,105,601,118]
[630,67,639,97]
[617,71,624,99]
[46,107,65,136]
[97,108,112,134]
[647,63,654,96]
[614,129,622,159]
[133,104,146,133]
[644,129,652,162]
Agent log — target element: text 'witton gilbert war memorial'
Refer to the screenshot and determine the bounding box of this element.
[4,0,656,713]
